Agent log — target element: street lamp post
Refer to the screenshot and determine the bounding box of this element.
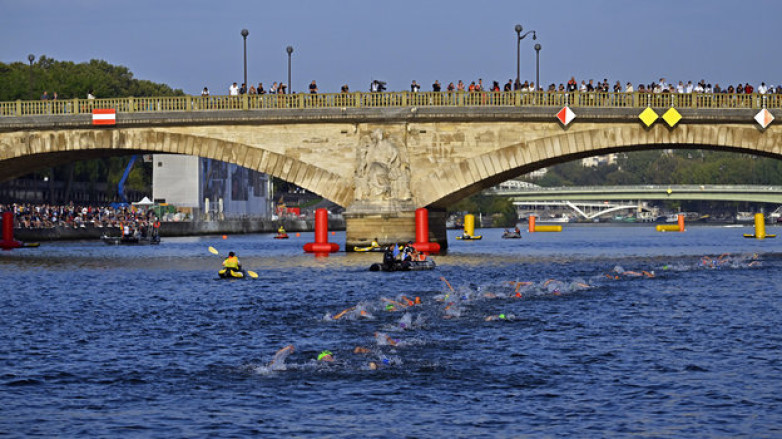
[534,43,541,91]
[241,29,249,93]
[514,24,536,88]
[27,54,35,99]
[286,46,293,94]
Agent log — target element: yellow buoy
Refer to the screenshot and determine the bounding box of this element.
[744,213,776,239]
[464,214,476,237]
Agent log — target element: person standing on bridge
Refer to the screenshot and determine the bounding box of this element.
[309,80,318,94]
[229,82,239,96]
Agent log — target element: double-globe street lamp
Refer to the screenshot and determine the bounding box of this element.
[286,46,293,94]
[241,29,249,93]
[514,24,536,88]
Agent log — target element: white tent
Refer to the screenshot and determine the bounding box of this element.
[133,196,154,206]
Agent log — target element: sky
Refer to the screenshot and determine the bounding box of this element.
[2,0,781,96]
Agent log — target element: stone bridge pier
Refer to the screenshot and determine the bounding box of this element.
[344,127,448,251]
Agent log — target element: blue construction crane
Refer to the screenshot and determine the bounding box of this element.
[117,155,138,205]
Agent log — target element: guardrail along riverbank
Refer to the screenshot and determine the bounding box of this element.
[13,217,346,242]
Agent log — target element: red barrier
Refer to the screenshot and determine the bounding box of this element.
[303,208,339,253]
[0,211,22,250]
[413,208,440,253]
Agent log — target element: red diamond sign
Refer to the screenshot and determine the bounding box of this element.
[556,106,576,126]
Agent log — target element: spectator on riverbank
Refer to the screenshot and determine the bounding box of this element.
[0,203,164,231]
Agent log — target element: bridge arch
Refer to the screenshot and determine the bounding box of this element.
[419,123,782,208]
[0,128,354,206]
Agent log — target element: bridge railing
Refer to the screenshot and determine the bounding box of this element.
[2,91,781,117]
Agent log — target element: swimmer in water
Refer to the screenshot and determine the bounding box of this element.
[268,345,295,370]
[374,332,399,346]
[485,313,508,321]
[317,350,334,362]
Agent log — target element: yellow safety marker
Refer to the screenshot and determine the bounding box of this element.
[662,108,682,127]
[639,107,659,127]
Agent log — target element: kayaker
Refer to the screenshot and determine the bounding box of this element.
[222,251,242,274]
[371,237,380,248]
[277,225,286,236]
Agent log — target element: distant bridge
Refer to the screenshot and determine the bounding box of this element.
[486,184,782,204]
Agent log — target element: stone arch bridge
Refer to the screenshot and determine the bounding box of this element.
[1,100,780,249]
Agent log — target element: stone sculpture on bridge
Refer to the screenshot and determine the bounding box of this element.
[355,129,412,201]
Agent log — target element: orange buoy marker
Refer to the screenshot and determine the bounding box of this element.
[304,208,339,253]
[413,207,440,254]
[744,213,776,239]
[528,215,562,233]
[656,214,685,232]
[222,235,228,240]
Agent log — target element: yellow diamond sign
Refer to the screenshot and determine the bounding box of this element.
[662,108,682,127]
[639,107,659,127]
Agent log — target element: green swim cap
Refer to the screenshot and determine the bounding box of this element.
[385,304,394,310]
[499,314,506,320]
[317,350,333,361]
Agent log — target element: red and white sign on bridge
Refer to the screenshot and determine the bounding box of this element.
[92,109,116,126]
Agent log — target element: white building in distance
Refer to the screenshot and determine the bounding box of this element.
[152,154,271,219]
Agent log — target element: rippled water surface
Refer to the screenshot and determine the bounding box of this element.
[2,225,781,437]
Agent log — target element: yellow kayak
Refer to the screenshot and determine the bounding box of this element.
[218,268,245,279]
[353,245,384,252]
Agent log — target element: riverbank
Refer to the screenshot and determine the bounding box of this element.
[13,216,346,242]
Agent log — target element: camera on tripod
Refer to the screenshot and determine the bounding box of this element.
[371,80,387,92]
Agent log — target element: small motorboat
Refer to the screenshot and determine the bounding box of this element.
[369,259,436,272]
[102,234,160,245]
[501,231,522,239]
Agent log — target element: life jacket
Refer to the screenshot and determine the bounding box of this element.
[223,256,240,270]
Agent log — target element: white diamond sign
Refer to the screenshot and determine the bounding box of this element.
[754,109,774,129]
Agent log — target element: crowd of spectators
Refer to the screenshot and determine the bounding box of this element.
[1,203,160,230]
[214,77,782,97]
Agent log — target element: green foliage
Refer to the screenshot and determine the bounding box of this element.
[526,150,782,187]
[0,55,183,100]
[448,193,517,227]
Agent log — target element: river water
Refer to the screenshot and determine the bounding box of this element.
[2,224,781,437]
